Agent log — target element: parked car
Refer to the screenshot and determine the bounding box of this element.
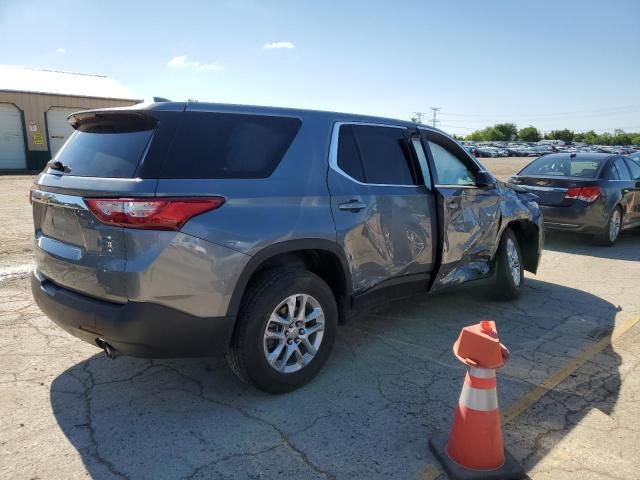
[30,102,543,393]
[509,153,640,245]
[628,151,640,162]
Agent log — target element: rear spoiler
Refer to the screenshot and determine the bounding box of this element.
[68,111,158,131]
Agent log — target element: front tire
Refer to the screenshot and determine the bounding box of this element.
[593,206,622,246]
[227,269,338,393]
[490,228,524,301]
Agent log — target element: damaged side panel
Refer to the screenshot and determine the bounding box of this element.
[431,182,543,291]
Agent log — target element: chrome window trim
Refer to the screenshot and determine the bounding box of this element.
[513,185,569,193]
[434,184,479,190]
[328,121,418,188]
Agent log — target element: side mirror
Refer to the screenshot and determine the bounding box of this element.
[476,170,496,188]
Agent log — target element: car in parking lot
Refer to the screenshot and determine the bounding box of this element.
[30,101,544,393]
[509,153,640,245]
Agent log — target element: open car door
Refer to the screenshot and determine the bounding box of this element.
[417,129,502,291]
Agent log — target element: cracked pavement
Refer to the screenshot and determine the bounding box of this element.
[1,174,639,479]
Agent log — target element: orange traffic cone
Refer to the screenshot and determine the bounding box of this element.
[429,320,524,480]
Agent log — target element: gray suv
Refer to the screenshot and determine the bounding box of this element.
[31,101,543,392]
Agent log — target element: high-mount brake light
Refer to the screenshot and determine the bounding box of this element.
[84,197,225,230]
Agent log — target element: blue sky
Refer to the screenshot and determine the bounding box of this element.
[1,0,639,135]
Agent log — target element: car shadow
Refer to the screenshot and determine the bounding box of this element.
[544,228,640,261]
[50,278,622,479]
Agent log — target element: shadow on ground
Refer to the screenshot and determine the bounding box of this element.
[50,278,622,479]
[544,228,640,261]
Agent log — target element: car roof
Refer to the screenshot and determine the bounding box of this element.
[533,152,614,162]
[70,100,446,133]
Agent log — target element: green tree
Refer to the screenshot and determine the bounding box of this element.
[491,123,518,141]
[546,129,575,143]
[466,129,488,141]
[518,126,541,142]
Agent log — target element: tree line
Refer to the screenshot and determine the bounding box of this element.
[462,123,640,145]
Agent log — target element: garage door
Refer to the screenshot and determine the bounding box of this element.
[46,107,81,158]
[0,103,27,169]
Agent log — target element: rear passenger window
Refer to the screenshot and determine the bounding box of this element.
[625,159,640,179]
[337,125,365,182]
[162,112,301,179]
[614,158,632,180]
[610,164,620,180]
[336,124,415,185]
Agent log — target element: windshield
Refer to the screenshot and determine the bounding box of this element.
[519,156,603,178]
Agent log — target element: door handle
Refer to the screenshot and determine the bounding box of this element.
[338,200,367,212]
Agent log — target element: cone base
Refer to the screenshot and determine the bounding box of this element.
[429,433,525,480]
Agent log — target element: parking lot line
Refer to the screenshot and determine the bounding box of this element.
[502,314,640,424]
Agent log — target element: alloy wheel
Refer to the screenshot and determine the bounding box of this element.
[263,294,325,374]
[506,238,521,287]
[609,209,621,243]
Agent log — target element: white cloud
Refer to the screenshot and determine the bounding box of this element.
[56,48,66,54]
[262,41,295,50]
[167,55,225,71]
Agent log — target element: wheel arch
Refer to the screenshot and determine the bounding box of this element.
[226,239,353,324]
[503,219,541,274]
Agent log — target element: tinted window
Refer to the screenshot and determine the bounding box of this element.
[350,125,415,185]
[610,164,620,180]
[614,158,632,180]
[520,156,603,178]
[625,158,640,179]
[162,112,301,179]
[337,125,365,182]
[428,141,475,186]
[53,121,153,178]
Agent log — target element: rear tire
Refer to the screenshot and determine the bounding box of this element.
[593,207,622,246]
[490,228,524,301]
[227,269,338,394]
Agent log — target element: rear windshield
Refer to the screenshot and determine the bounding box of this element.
[161,112,301,179]
[519,156,603,178]
[52,114,154,178]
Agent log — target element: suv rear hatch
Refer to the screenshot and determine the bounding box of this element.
[31,109,174,302]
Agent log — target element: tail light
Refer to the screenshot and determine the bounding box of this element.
[84,197,225,230]
[565,186,601,203]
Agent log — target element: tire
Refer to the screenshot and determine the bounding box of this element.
[226,269,338,394]
[490,228,524,301]
[593,206,622,247]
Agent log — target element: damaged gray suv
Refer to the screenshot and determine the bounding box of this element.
[31,101,543,393]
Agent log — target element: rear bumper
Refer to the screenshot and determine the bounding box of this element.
[540,204,607,234]
[32,271,234,358]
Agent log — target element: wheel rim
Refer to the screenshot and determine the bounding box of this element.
[609,210,621,242]
[263,294,325,374]
[506,238,521,287]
